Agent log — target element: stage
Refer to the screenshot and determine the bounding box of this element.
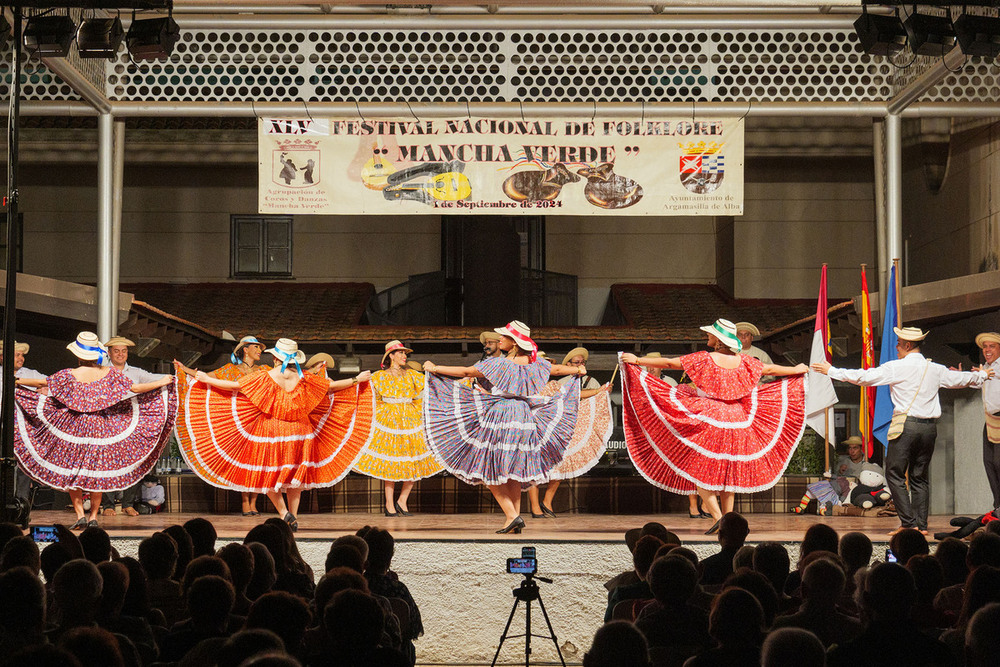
[29,509,941,665]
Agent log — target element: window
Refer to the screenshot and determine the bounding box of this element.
[230,214,292,278]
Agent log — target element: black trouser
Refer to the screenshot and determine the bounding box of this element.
[100,484,139,509]
[984,425,1000,509]
[885,419,937,530]
[14,467,34,502]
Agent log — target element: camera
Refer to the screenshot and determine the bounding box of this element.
[885,547,897,563]
[506,557,537,575]
[30,525,59,543]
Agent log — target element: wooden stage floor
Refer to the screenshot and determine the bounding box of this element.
[27,509,952,544]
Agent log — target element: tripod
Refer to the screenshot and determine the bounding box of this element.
[491,574,566,667]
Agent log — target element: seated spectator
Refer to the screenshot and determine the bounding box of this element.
[684,587,764,667]
[761,628,824,667]
[890,527,930,566]
[0,535,41,575]
[640,521,678,545]
[724,570,779,629]
[183,518,218,558]
[57,626,125,667]
[784,523,839,597]
[40,541,74,585]
[138,531,185,627]
[0,566,47,654]
[217,543,256,616]
[330,534,370,568]
[634,555,710,663]
[604,527,643,593]
[159,574,236,662]
[0,522,23,554]
[752,542,793,613]
[182,555,233,594]
[78,526,113,564]
[771,556,862,648]
[322,589,409,666]
[605,534,662,621]
[216,629,286,667]
[364,527,424,641]
[49,559,103,642]
[939,565,1000,664]
[118,556,167,629]
[246,542,278,601]
[263,518,315,597]
[310,567,402,657]
[96,561,157,665]
[732,545,755,572]
[325,543,365,574]
[828,562,954,667]
[700,512,749,588]
[4,644,83,667]
[839,531,873,599]
[245,591,311,660]
[934,532,1000,618]
[934,537,969,588]
[583,620,650,667]
[965,602,1000,667]
[906,554,952,631]
[162,525,194,582]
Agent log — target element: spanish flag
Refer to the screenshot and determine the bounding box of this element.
[860,266,876,459]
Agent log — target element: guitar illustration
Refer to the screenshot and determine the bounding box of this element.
[383,160,472,205]
[360,142,397,191]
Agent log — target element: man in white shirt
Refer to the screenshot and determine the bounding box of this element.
[735,321,774,365]
[812,326,991,535]
[102,336,167,516]
[0,341,47,518]
[976,332,1000,508]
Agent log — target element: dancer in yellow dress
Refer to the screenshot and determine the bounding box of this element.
[354,340,443,517]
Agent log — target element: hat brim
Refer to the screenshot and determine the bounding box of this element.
[479,332,501,345]
[562,347,589,366]
[267,348,306,364]
[734,322,760,337]
[976,333,1000,349]
[699,324,742,353]
[494,327,534,352]
[381,347,413,366]
[893,327,928,342]
[66,341,103,361]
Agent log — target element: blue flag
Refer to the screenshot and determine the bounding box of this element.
[873,265,898,450]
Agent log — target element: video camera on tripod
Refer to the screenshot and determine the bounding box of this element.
[492,546,566,667]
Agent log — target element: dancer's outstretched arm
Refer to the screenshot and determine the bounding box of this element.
[423,361,485,378]
[762,362,809,376]
[14,377,47,388]
[195,370,240,391]
[131,375,174,394]
[549,363,588,377]
[329,370,371,392]
[620,353,683,369]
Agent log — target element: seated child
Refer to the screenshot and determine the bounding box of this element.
[135,474,165,513]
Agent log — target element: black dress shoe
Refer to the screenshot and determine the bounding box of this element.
[704,519,721,535]
[699,511,712,518]
[540,503,557,518]
[531,512,548,519]
[394,502,412,517]
[384,508,399,518]
[283,512,298,532]
[496,516,525,534]
[70,517,88,530]
[689,513,702,519]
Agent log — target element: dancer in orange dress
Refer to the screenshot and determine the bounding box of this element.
[178,338,372,531]
[177,335,272,516]
[621,318,808,533]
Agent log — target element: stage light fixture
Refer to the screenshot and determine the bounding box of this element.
[854,11,908,56]
[77,16,124,59]
[23,14,77,58]
[904,9,958,56]
[954,13,1000,59]
[126,15,179,61]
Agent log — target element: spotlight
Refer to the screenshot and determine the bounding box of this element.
[904,10,957,56]
[23,14,77,58]
[126,15,179,61]
[954,13,1000,59]
[77,16,125,59]
[854,11,907,56]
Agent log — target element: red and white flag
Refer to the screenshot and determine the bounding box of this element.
[805,265,839,442]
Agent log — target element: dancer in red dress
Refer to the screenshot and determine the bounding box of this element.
[621,318,808,533]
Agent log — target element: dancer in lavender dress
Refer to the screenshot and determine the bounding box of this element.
[422,320,585,533]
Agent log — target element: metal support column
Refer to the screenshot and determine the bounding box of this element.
[96,113,116,341]
[872,118,888,311]
[112,121,125,324]
[884,112,903,289]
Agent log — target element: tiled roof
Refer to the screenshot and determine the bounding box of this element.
[123,282,375,341]
[610,283,819,338]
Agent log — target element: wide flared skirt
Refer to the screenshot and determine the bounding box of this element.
[354,400,444,482]
[176,376,373,493]
[622,363,807,494]
[545,385,614,481]
[14,384,178,492]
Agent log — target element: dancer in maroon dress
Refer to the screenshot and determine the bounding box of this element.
[621,319,808,533]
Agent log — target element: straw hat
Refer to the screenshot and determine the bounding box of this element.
[230,335,264,364]
[699,318,742,353]
[267,338,306,365]
[105,336,135,348]
[305,353,336,371]
[976,332,1000,348]
[562,347,589,365]
[646,351,661,359]
[67,331,107,362]
[537,351,548,359]
[406,360,424,372]
[894,326,928,342]
[843,436,863,447]
[479,331,502,345]
[0,340,30,356]
[494,320,538,357]
[381,340,413,367]
[734,322,760,337]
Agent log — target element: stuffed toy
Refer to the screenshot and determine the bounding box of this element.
[849,464,891,509]
[934,508,1000,541]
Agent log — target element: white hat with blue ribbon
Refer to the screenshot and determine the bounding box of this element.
[267,338,306,376]
[67,331,108,363]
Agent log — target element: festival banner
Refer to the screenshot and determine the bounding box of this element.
[257,116,744,216]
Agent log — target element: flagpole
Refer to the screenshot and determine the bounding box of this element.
[824,407,831,473]
[893,257,902,326]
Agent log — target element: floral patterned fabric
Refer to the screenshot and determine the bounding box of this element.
[539,380,614,480]
[622,351,806,494]
[14,368,177,491]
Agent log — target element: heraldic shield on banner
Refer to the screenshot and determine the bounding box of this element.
[273,139,321,188]
[679,141,725,195]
